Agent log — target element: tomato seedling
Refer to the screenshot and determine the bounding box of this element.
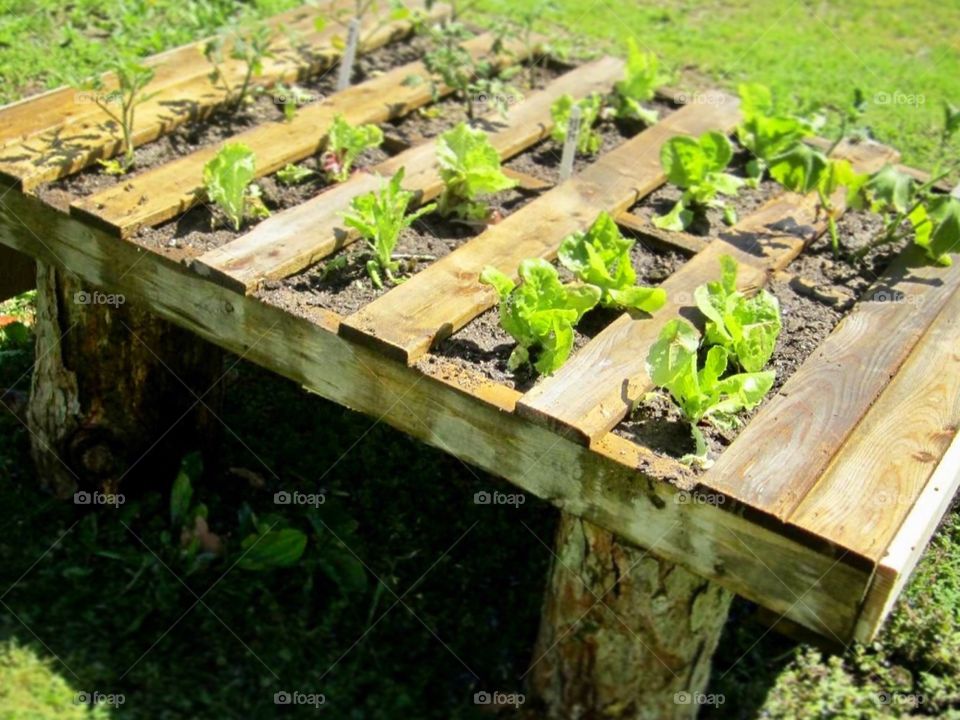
[204,23,276,112]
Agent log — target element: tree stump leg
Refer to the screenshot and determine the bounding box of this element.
[27,262,224,498]
[530,512,733,720]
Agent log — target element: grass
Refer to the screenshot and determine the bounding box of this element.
[0,0,959,717]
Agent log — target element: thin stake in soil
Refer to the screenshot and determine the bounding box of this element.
[559,105,581,181]
[337,19,362,91]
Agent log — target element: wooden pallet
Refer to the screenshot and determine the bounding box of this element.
[1,2,958,648]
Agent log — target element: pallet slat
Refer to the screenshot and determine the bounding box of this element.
[789,283,960,557]
[70,31,505,239]
[702,244,960,520]
[337,92,741,363]
[515,141,896,445]
[191,56,626,292]
[0,1,445,191]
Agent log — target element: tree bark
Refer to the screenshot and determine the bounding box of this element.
[530,513,733,720]
[28,262,224,498]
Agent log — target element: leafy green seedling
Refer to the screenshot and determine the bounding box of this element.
[322,114,384,183]
[341,168,437,288]
[275,83,314,121]
[82,57,157,173]
[646,318,774,465]
[480,259,600,375]
[654,131,744,230]
[613,39,666,125]
[436,123,518,221]
[550,93,604,155]
[203,143,269,231]
[736,83,814,183]
[204,23,275,111]
[276,163,315,186]
[694,255,782,373]
[558,211,666,312]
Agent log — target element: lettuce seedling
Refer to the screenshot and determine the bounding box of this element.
[203,143,268,231]
[341,168,437,288]
[613,39,666,125]
[480,259,601,375]
[550,93,604,155]
[654,131,744,230]
[82,57,157,174]
[276,163,315,186]
[322,114,384,183]
[694,255,782,373]
[436,123,518,221]
[736,83,814,183]
[558,211,667,312]
[646,318,774,465]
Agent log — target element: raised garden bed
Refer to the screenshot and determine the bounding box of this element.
[2,2,959,716]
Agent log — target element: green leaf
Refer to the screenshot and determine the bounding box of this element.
[768,143,829,195]
[738,83,775,122]
[170,452,201,526]
[276,163,314,186]
[659,131,740,213]
[614,40,665,122]
[653,200,693,231]
[479,265,516,299]
[325,114,384,183]
[203,143,257,231]
[864,165,916,214]
[945,101,960,140]
[917,197,960,267]
[550,93,604,155]
[436,123,517,220]
[238,528,307,571]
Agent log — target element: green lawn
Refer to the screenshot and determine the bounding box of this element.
[1,1,959,718]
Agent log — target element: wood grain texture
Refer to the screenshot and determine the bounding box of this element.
[516,140,898,445]
[0,3,329,151]
[0,245,35,301]
[70,28,504,239]
[0,186,879,643]
[703,245,960,520]
[338,92,742,363]
[790,283,960,558]
[191,57,625,292]
[1,2,442,191]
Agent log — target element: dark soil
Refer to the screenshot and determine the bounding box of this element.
[627,151,783,238]
[504,98,677,184]
[131,147,390,259]
[34,34,431,204]
[256,187,535,317]
[431,235,688,392]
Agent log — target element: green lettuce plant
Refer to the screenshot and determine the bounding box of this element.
[203,143,269,231]
[322,114,384,182]
[436,123,517,220]
[736,83,815,183]
[341,168,437,288]
[550,93,604,155]
[558,211,666,312]
[480,259,600,375]
[613,39,666,125]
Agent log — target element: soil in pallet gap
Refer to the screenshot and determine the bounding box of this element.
[626,150,783,238]
[615,207,910,467]
[256,187,536,317]
[34,34,433,206]
[428,235,689,392]
[504,98,678,185]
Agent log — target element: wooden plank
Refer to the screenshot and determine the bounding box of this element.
[338,92,742,363]
[70,30,505,239]
[192,57,624,292]
[790,283,960,558]
[515,141,897,445]
[615,211,707,256]
[854,429,960,642]
[0,1,445,191]
[0,245,35,301]
[0,3,330,151]
[0,187,881,643]
[703,245,960,520]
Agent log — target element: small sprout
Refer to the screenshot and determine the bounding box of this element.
[322,114,384,183]
[550,93,604,155]
[614,39,667,125]
[203,143,269,231]
[436,123,517,221]
[81,56,157,173]
[341,168,437,288]
[654,131,744,231]
[480,259,600,375]
[558,211,667,313]
[276,163,316,186]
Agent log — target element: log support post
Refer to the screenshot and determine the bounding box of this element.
[27,262,224,498]
[530,512,733,720]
